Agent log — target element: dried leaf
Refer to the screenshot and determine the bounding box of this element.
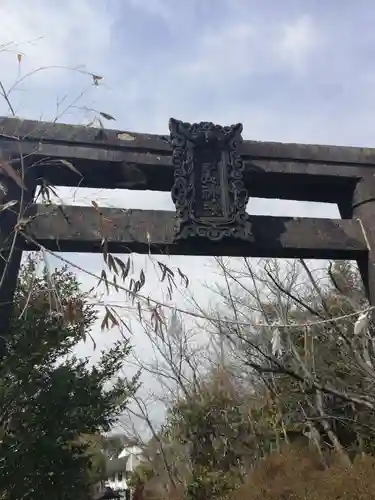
[17,53,22,64]
[158,262,168,282]
[98,269,110,295]
[178,268,189,288]
[107,254,118,275]
[99,111,116,121]
[114,256,126,273]
[92,74,104,86]
[271,327,283,357]
[167,266,174,277]
[354,311,369,336]
[106,307,119,329]
[118,318,132,336]
[152,307,164,327]
[157,262,174,284]
[0,199,17,212]
[101,238,109,264]
[0,161,27,190]
[167,273,176,290]
[137,301,142,322]
[100,310,109,331]
[138,269,145,290]
[58,159,82,177]
[122,257,131,281]
[39,181,58,204]
[87,332,97,350]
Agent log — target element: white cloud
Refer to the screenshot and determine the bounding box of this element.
[0,0,114,115]
[179,21,256,78]
[0,0,113,67]
[277,15,319,73]
[174,13,320,88]
[124,0,174,23]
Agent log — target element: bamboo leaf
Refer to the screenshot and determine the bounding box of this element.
[158,262,168,282]
[137,301,142,322]
[58,159,82,177]
[106,307,119,328]
[153,306,164,327]
[98,269,110,295]
[101,238,109,264]
[0,199,17,212]
[165,264,174,277]
[139,269,145,288]
[178,267,189,288]
[92,74,104,86]
[110,254,118,275]
[122,257,131,281]
[114,256,126,273]
[167,273,176,290]
[99,111,116,121]
[100,310,109,331]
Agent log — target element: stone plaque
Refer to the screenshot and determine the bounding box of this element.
[169,118,251,241]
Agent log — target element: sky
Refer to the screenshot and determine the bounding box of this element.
[1,0,374,431]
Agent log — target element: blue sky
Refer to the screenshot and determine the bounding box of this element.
[3,0,375,145]
[1,0,374,430]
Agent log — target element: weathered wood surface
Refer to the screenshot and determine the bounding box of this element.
[0,137,362,203]
[352,176,375,305]
[0,150,36,355]
[1,118,375,204]
[22,205,367,260]
[2,116,375,165]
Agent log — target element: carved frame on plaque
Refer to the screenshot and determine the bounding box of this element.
[169,118,251,242]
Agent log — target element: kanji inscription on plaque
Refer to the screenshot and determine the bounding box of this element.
[169,118,251,241]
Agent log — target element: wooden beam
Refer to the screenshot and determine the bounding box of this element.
[352,177,375,305]
[0,138,364,204]
[3,116,375,165]
[22,205,367,260]
[0,150,36,357]
[2,117,374,203]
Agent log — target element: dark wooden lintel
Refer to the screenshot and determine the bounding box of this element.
[0,138,365,204]
[351,177,375,305]
[22,205,367,260]
[3,116,375,165]
[0,149,37,352]
[1,117,375,203]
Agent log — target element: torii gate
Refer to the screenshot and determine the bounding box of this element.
[0,116,374,354]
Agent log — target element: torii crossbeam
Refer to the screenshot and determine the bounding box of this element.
[0,116,374,351]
